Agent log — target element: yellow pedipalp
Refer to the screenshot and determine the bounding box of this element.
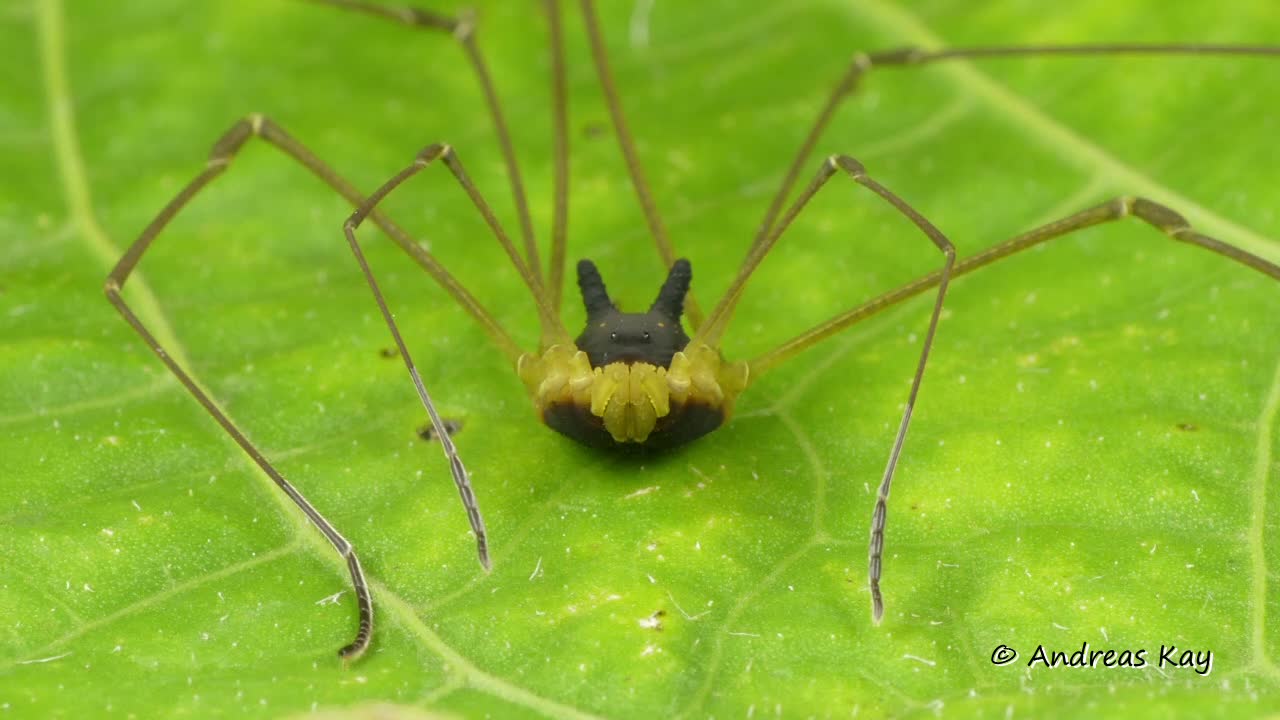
[521,342,746,445]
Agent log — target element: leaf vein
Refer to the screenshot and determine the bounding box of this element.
[3,542,301,669]
[847,0,1280,264]
[1248,352,1280,678]
[35,2,608,716]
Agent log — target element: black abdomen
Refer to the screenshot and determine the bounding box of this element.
[542,396,724,450]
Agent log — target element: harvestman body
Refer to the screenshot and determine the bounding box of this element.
[104,0,1280,660]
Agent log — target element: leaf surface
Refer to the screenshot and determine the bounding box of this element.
[3,0,1280,717]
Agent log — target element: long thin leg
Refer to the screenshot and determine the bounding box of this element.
[728,45,1280,617]
[699,155,956,620]
[578,0,704,329]
[545,0,571,316]
[304,0,547,297]
[352,143,573,349]
[750,196,1280,377]
[105,114,500,660]
[744,194,1280,620]
[753,44,1280,248]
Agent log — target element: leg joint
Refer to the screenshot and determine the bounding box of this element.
[453,8,476,41]
[208,113,274,166]
[1112,195,1135,217]
[832,154,867,178]
[1129,196,1193,234]
[335,538,355,558]
[415,143,450,166]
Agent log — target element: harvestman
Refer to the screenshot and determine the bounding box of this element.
[104,0,1280,660]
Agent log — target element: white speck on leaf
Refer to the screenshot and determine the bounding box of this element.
[314,591,344,606]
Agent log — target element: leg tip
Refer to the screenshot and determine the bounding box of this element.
[338,641,367,664]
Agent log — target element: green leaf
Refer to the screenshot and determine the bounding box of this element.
[4,0,1279,717]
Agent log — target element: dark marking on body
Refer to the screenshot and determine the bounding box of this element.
[544,258,725,449]
[574,258,691,368]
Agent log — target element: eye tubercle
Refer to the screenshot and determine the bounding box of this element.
[650,258,692,319]
[578,259,614,317]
